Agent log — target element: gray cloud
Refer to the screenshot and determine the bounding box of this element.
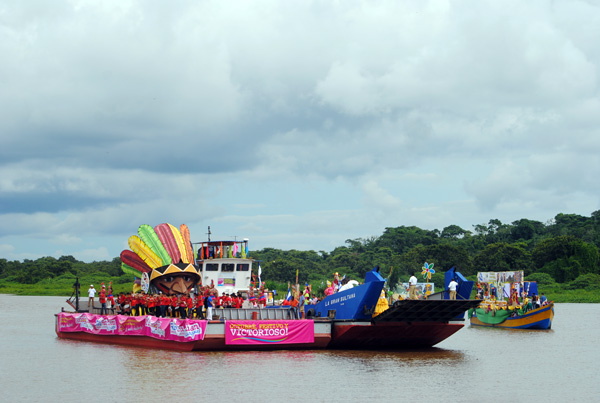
[1,0,599,261]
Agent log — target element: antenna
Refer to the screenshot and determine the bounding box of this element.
[207,226,211,242]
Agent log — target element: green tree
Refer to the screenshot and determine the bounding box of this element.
[532,236,599,282]
[473,242,533,274]
[441,225,470,239]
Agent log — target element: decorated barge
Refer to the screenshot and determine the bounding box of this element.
[56,223,481,350]
[468,271,554,330]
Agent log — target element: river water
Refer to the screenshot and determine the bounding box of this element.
[0,295,597,402]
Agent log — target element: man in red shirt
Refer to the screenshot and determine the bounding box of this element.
[170,295,178,317]
[223,293,232,308]
[290,296,299,319]
[186,295,194,319]
[194,295,204,319]
[160,293,169,317]
[99,285,107,315]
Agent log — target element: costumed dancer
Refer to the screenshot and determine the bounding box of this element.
[258,282,267,307]
[107,282,116,312]
[373,290,389,317]
[333,272,340,293]
[324,281,334,297]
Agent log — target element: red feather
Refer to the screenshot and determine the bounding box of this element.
[120,250,152,273]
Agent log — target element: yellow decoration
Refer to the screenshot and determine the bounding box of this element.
[373,290,389,317]
[128,235,162,269]
[167,223,190,264]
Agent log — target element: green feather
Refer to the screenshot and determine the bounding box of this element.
[121,263,141,277]
[138,224,171,266]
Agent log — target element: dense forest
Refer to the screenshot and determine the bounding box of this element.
[1,212,600,297]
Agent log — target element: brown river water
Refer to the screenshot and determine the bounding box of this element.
[0,295,597,402]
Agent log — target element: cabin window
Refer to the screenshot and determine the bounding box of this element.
[236,263,250,272]
[221,263,235,272]
[206,263,219,271]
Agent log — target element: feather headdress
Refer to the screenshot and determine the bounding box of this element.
[120,223,200,292]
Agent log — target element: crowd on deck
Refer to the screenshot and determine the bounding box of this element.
[86,278,334,320]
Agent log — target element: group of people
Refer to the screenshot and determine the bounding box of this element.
[86,283,274,319]
[281,286,320,319]
[87,282,115,315]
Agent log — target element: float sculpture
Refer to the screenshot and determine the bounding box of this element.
[120,223,200,295]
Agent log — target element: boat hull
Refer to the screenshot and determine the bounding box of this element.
[55,313,469,351]
[329,320,465,349]
[469,303,554,330]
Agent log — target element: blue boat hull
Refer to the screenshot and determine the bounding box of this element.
[306,269,385,321]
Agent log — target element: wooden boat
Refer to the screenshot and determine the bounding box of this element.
[469,302,554,330]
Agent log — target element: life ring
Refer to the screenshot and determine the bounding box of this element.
[306,308,316,319]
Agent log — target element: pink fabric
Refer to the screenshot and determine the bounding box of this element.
[57,313,207,342]
[225,320,314,345]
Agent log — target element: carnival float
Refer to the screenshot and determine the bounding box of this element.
[56,223,482,351]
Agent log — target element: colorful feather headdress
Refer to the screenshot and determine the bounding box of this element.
[120,223,199,288]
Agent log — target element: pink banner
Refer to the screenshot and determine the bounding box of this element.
[57,313,207,342]
[225,320,314,345]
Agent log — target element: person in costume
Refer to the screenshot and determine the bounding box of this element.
[333,273,340,293]
[324,281,334,297]
[258,282,267,307]
[107,282,116,312]
[298,292,305,319]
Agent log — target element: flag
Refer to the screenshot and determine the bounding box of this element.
[258,264,262,285]
[285,288,292,301]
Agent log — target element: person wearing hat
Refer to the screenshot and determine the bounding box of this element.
[88,285,96,310]
[408,272,418,300]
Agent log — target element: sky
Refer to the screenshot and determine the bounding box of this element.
[1,0,599,263]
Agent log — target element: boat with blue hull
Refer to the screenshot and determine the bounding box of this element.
[305,268,385,320]
[303,267,481,349]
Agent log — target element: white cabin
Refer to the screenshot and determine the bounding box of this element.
[194,239,254,295]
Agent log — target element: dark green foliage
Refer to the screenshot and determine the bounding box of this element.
[566,273,600,290]
[473,242,534,275]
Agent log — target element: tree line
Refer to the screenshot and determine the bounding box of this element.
[1,212,599,292]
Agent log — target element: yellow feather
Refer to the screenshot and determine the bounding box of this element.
[167,223,190,264]
[128,235,162,269]
[180,224,195,264]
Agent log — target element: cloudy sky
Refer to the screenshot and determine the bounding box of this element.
[1,0,599,263]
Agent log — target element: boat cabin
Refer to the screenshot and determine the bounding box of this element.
[194,239,253,295]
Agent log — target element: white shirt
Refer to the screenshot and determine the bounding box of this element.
[88,287,96,298]
[448,280,458,291]
[409,276,417,286]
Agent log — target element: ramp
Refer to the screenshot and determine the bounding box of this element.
[373,299,481,323]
